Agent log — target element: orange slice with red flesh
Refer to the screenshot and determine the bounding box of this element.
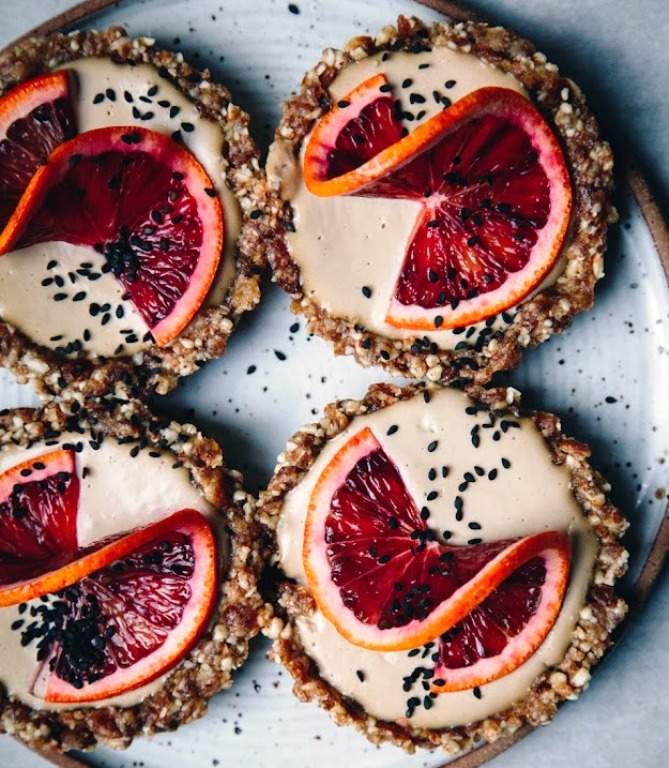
[303,426,570,691]
[303,77,572,331]
[18,508,217,703]
[0,125,223,347]
[0,448,79,590]
[0,71,76,229]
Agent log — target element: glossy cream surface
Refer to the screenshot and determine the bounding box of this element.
[0,432,221,710]
[277,387,598,728]
[0,57,241,357]
[267,48,563,347]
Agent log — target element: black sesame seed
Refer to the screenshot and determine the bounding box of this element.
[337,100,350,109]
[387,424,399,436]
[105,88,116,101]
[361,285,372,298]
[427,440,438,453]
[426,491,438,501]
[204,187,216,197]
[53,293,67,301]
[356,669,365,682]
[445,80,456,89]
[73,291,86,302]
[473,686,482,699]
[402,78,413,88]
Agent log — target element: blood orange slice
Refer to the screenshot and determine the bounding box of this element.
[303,78,572,330]
[304,427,570,690]
[0,71,76,229]
[0,448,79,590]
[0,126,223,346]
[20,508,217,703]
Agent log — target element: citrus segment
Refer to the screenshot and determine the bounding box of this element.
[0,71,76,229]
[0,449,79,590]
[0,126,224,346]
[304,427,570,688]
[303,74,403,195]
[303,80,572,330]
[21,508,217,702]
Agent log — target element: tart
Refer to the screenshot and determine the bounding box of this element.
[0,27,278,399]
[0,398,267,751]
[266,15,615,384]
[258,382,628,754]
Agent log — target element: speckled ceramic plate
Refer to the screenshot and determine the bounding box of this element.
[1,1,668,768]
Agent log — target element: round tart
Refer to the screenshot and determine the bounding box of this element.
[258,382,628,754]
[0,27,277,398]
[0,398,267,751]
[266,15,615,384]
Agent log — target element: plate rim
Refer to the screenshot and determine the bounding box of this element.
[2,1,669,767]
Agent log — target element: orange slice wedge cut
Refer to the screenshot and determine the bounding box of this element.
[0,126,223,346]
[304,426,570,690]
[303,77,572,331]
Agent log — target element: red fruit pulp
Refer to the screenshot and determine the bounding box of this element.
[22,509,218,702]
[0,72,76,229]
[0,449,79,584]
[51,528,199,690]
[437,556,545,669]
[325,87,403,178]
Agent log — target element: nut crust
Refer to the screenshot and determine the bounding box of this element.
[257,381,628,755]
[0,26,282,399]
[0,399,270,752]
[267,15,616,385]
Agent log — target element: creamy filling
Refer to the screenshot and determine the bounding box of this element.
[267,48,564,348]
[277,387,598,728]
[0,432,225,710]
[0,57,242,358]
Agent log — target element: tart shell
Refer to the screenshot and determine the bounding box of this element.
[0,398,269,752]
[257,381,628,755]
[267,15,616,385]
[0,26,282,399]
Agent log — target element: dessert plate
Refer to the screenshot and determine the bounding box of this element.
[0,1,668,767]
